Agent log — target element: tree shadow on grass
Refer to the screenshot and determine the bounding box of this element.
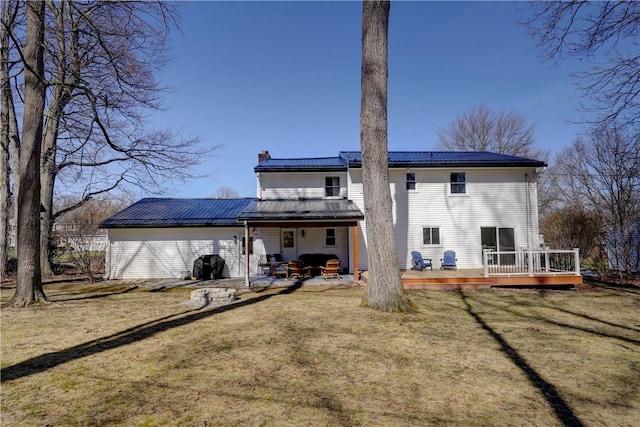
[464,293,640,346]
[457,290,584,427]
[1,281,303,383]
[48,285,140,302]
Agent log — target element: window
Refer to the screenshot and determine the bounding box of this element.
[325,177,340,197]
[450,172,466,194]
[406,173,416,190]
[242,236,254,255]
[282,231,294,248]
[325,228,336,246]
[422,227,440,245]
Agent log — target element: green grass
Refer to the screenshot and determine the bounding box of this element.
[1,280,639,426]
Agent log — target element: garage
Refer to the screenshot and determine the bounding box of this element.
[102,198,254,280]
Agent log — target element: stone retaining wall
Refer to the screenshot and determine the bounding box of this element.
[190,288,237,305]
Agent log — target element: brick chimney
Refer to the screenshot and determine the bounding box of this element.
[258,150,271,163]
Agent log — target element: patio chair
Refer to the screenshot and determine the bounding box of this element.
[411,251,433,271]
[287,260,311,280]
[440,250,457,270]
[320,259,341,280]
[272,263,288,279]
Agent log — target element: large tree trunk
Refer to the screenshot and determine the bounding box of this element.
[39,0,75,277]
[40,116,61,277]
[5,0,47,307]
[359,0,414,312]
[0,0,12,278]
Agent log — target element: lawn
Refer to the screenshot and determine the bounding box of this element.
[1,280,638,426]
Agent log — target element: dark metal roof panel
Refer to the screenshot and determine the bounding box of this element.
[255,157,347,172]
[339,151,546,168]
[101,198,255,228]
[238,199,364,221]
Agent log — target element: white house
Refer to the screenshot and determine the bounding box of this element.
[102,150,546,281]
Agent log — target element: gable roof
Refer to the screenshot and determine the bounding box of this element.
[339,151,547,168]
[101,198,255,228]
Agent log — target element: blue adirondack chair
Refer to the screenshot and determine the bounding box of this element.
[440,250,457,270]
[411,251,433,271]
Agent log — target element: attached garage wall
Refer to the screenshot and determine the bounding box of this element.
[105,227,246,280]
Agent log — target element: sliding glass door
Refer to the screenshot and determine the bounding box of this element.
[481,227,515,265]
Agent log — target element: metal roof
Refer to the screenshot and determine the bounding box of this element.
[101,198,255,228]
[238,199,364,221]
[254,152,546,171]
[339,151,547,168]
[254,157,347,172]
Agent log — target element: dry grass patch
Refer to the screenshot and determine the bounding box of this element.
[1,281,639,426]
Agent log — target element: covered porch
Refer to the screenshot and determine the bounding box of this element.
[237,198,365,287]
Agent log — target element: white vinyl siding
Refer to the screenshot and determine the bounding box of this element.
[105,227,247,279]
[349,167,540,270]
[251,226,349,269]
[259,171,347,200]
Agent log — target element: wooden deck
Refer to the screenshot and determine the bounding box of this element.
[360,269,583,290]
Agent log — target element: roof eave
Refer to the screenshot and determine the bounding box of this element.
[254,166,347,172]
[102,222,243,229]
[348,161,547,168]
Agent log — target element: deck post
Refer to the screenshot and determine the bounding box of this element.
[527,249,534,276]
[483,249,489,277]
[544,248,550,272]
[573,248,580,276]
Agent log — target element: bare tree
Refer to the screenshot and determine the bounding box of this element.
[551,124,639,277]
[2,1,213,278]
[436,103,546,159]
[5,0,47,307]
[525,2,640,134]
[360,0,414,313]
[540,204,604,273]
[54,195,130,281]
[211,186,240,199]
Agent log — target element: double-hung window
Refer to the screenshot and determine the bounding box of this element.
[325,228,336,246]
[325,176,340,197]
[450,172,466,194]
[406,173,416,190]
[422,227,440,245]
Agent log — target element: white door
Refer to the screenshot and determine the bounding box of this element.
[281,228,297,261]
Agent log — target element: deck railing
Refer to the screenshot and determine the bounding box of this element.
[483,248,580,277]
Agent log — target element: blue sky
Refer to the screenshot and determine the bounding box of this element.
[150,1,586,198]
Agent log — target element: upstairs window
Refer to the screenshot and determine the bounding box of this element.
[406,173,416,190]
[325,176,340,197]
[422,227,440,245]
[450,172,466,194]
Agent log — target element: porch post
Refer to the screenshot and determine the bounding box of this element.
[244,221,250,287]
[353,224,359,280]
